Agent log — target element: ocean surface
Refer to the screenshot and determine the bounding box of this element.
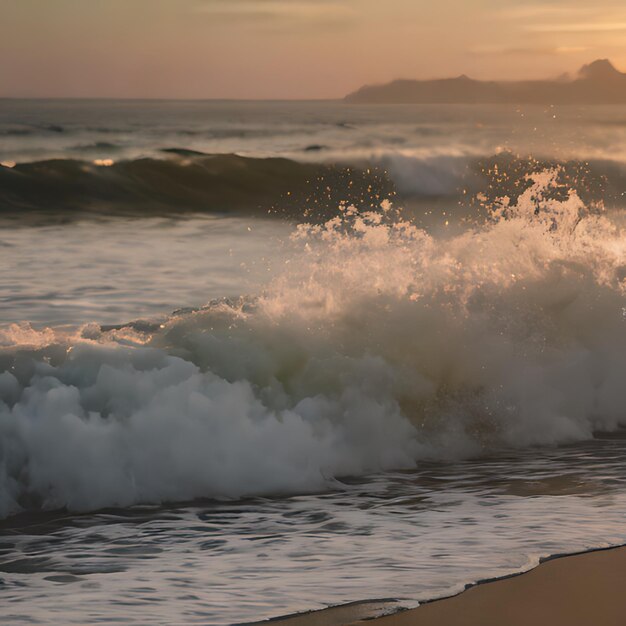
[1,100,625,624]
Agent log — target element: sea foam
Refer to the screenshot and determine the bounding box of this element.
[0,170,625,518]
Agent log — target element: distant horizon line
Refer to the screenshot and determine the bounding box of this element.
[2,96,625,106]
[0,96,342,102]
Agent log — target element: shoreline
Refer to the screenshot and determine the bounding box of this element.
[270,543,626,626]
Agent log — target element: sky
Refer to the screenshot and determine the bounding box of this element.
[1,0,626,99]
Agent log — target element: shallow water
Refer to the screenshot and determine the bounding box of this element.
[0,216,291,327]
[3,437,626,625]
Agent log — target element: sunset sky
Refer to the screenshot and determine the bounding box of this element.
[1,0,626,99]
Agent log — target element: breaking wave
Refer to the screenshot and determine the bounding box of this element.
[0,169,625,518]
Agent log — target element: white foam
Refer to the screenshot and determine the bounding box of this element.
[1,170,625,518]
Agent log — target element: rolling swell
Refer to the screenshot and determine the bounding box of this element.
[0,153,394,221]
[1,150,625,225]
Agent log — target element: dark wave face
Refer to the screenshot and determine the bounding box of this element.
[0,152,624,228]
[0,154,394,221]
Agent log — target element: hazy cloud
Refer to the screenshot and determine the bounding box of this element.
[526,22,626,33]
[470,44,589,57]
[194,0,355,23]
[496,2,626,35]
[498,5,596,20]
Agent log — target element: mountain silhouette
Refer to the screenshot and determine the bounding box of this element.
[578,59,621,81]
[345,60,626,104]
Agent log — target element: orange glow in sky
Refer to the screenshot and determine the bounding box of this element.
[1,0,625,99]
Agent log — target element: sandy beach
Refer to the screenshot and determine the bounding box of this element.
[277,546,626,626]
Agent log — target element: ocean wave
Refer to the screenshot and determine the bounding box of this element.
[68,141,123,153]
[0,169,625,518]
[1,150,624,221]
[0,153,393,220]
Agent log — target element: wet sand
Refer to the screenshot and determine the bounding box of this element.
[275,546,626,626]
